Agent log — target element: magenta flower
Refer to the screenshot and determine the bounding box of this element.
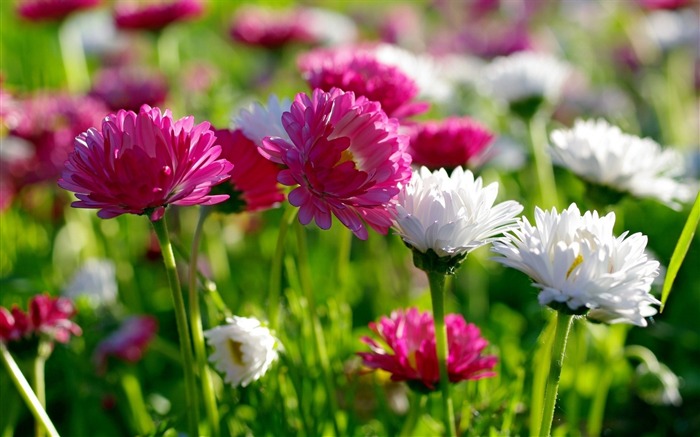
[114,0,203,31]
[637,0,692,10]
[1,294,81,344]
[212,128,284,213]
[407,117,494,170]
[0,306,31,343]
[94,316,158,373]
[261,88,412,239]
[229,6,315,49]
[358,308,497,391]
[58,105,233,221]
[89,67,168,112]
[16,0,100,21]
[298,46,429,119]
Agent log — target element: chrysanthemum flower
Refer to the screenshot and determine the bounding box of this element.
[358,308,497,392]
[63,259,118,309]
[549,119,696,209]
[16,0,100,21]
[211,128,284,213]
[392,167,522,273]
[229,6,315,49]
[58,105,233,221]
[637,0,692,10]
[261,88,412,239]
[0,306,31,343]
[89,67,168,112]
[407,117,494,170]
[492,204,661,326]
[114,0,203,31]
[204,316,280,388]
[94,316,158,373]
[233,95,292,148]
[28,294,82,343]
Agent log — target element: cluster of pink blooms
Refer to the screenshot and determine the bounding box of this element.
[0,294,82,344]
[93,316,158,374]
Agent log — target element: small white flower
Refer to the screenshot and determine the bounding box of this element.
[549,119,696,209]
[301,7,357,46]
[204,316,280,388]
[481,51,571,104]
[62,258,118,308]
[233,95,291,147]
[492,204,661,327]
[392,167,523,258]
[643,9,699,51]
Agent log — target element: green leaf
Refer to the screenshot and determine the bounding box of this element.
[661,192,700,311]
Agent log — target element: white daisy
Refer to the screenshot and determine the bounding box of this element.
[492,204,661,327]
[62,258,118,308]
[204,316,280,388]
[392,167,523,259]
[233,94,291,147]
[549,119,696,209]
[301,7,358,46]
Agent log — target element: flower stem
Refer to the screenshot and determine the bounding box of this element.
[294,222,341,436]
[189,207,220,437]
[427,271,457,437]
[120,369,154,435]
[528,114,559,209]
[400,394,427,437]
[33,340,51,437]
[151,216,199,437]
[0,344,59,437]
[268,207,298,330]
[58,19,90,93]
[540,312,574,437]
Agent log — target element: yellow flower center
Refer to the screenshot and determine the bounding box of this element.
[226,339,245,365]
[566,254,584,279]
[336,149,356,167]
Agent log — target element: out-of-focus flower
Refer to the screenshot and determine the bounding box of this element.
[28,294,82,343]
[94,316,158,373]
[298,7,357,47]
[642,9,700,51]
[549,119,696,209]
[439,22,531,59]
[58,105,233,221]
[261,88,412,239]
[233,95,292,147]
[358,308,497,392]
[204,316,280,388]
[637,0,693,10]
[0,307,31,343]
[89,67,168,112]
[114,0,203,31]
[378,4,423,49]
[392,167,522,274]
[492,204,661,327]
[407,117,494,170]
[229,6,314,49]
[16,0,100,21]
[210,128,283,213]
[63,258,118,309]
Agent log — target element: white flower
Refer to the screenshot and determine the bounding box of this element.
[392,167,523,258]
[62,258,118,308]
[549,119,696,209]
[643,9,699,51]
[204,316,280,388]
[491,204,661,327]
[481,51,571,104]
[301,7,357,46]
[233,95,291,147]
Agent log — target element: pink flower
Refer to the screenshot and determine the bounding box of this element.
[298,46,429,119]
[407,117,494,170]
[114,0,203,31]
[94,316,158,373]
[211,128,284,213]
[358,308,497,391]
[28,294,82,344]
[16,0,100,21]
[89,67,168,112]
[261,88,412,239]
[637,0,692,10]
[58,105,233,221]
[0,306,31,343]
[229,6,315,49]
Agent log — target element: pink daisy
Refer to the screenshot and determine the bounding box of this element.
[16,0,100,21]
[637,0,693,10]
[89,67,168,112]
[229,6,315,49]
[93,316,158,373]
[58,104,233,221]
[0,306,31,343]
[28,294,82,344]
[261,88,412,240]
[407,117,494,170]
[114,0,203,31]
[358,308,497,391]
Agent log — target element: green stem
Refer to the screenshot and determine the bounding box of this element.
[335,228,352,289]
[151,216,199,437]
[0,344,59,437]
[399,394,427,437]
[120,369,154,435]
[540,312,574,437]
[294,222,341,436]
[32,352,47,437]
[189,207,220,437]
[528,114,559,209]
[268,207,298,330]
[586,367,613,437]
[530,313,556,437]
[58,19,90,93]
[427,271,457,437]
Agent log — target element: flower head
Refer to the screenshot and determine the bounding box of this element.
[58,105,233,221]
[62,258,118,309]
[1,294,82,344]
[549,119,696,209]
[358,308,497,391]
[204,316,280,388]
[234,95,292,148]
[94,316,158,373]
[17,0,100,21]
[492,204,661,326]
[0,306,31,343]
[89,67,168,112]
[261,88,412,239]
[114,0,203,31]
[228,6,315,49]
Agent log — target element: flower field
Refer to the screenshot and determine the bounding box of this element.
[1,1,699,436]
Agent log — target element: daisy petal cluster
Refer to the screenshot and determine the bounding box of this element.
[492,204,661,326]
[233,95,292,148]
[0,294,82,344]
[261,88,412,239]
[114,0,203,31]
[228,6,315,49]
[58,104,233,221]
[204,316,280,388]
[549,119,696,209]
[62,258,118,309]
[16,0,100,21]
[358,308,497,392]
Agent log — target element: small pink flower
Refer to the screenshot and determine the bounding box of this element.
[358,308,497,391]
[407,117,494,170]
[114,0,203,31]
[261,88,412,239]
[94,316,158,373]
[229,6,315,49]
[298,46,429,119]
[0,306,31,343]
[637,0,692,10]
[89,67,168,112]
[16,0,100,21]
[58,105,233,221]
[28,294,82,344]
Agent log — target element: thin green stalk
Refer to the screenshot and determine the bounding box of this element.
[32,349,47,437]
[540,312,574,437]
[189,207,220,437]
[427,271,457,437]
[335,227,352,289]
[0,344,59,437]
[268,207,298,330]
[151,216,199,437]
[120,369,154,435]
[530,310,556,436]
[399,394,427,437]
[528,115,559,209]
[58,20,90,93]
[586,367,613,437]
[294,222,341,436]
